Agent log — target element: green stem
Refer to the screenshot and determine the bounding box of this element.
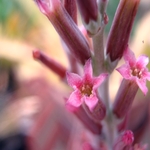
[92,28,105,75]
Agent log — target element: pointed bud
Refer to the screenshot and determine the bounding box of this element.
[106,0,140,63]
[34,0,91,64]
[33,50,66,78]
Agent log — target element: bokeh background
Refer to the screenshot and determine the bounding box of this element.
[0,0,150,149]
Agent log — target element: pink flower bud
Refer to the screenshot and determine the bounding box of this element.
[33,50,66,78]
[113,130,134,150]
[35,0,91,64]
[113,79,138,118]
[106,0,140,62]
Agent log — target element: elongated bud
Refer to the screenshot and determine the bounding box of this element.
[83,99,106,121]
[113,130,134,150]
[35,0,91,65]
[113,79,138,118]
[76,0,101,36]
[106,0,140,63]
[63,0,77,24]
[33,50,66,78]
[66,103,102,134]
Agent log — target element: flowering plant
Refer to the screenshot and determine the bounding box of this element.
[32,0,150,149]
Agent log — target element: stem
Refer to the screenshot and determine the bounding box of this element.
[92,28,105,75]
[98,76,110,109]
[102,112,118,149]
[92,0,109,75]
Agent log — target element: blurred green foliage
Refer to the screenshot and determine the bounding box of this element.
[106,0,119,33]
[0,0,141,38]
[0,0,37,38]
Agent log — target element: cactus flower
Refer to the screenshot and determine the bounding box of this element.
[117,48,150,95]
[66,59,108,111]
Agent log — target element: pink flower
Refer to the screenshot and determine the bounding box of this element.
[117,48,150,95]
[113,130,134,150]
[66,59,108,111]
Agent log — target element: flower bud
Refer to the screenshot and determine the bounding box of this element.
[106,0,140,63]
[113,79,138,118]
[113,130,134,150]
[63,0,77,24]
[35,0,91,64]
[33,50,66,78]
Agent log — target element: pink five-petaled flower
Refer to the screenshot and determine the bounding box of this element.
[117,48,150,95]
[66,59,108,111]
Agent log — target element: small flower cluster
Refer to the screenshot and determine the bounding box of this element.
[33,0,150,149]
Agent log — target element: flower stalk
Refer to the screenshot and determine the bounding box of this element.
[32,0,150,149]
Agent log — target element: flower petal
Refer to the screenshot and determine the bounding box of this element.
[124,48,136,67]
[67,90,83,107]
[84,95,98,111]
[66,72,82,89]
[117,64,131,79]
[84,59,92,80]
[142,71,150,81]
[136,78,148,95]
[93,73,108,89]
[136,55,149,70]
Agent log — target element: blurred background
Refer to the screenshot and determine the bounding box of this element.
[0,0,150,149]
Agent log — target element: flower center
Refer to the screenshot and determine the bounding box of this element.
[81,84,93,97]
[131,68,142,78]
